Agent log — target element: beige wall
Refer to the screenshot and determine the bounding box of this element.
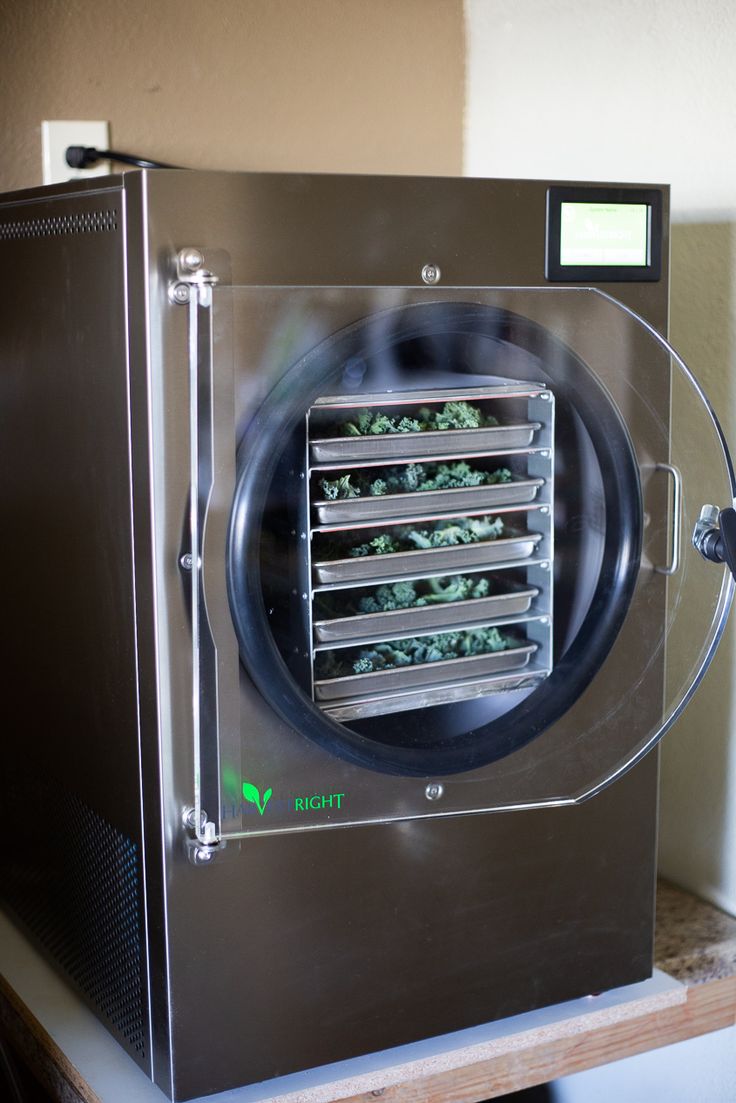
[0,0,464,192]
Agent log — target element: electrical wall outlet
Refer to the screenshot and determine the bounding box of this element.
[42,120,110,185]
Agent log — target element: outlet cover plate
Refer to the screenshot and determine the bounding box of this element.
[42,120,111,185]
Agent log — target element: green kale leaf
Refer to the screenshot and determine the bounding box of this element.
[314,625,515,677]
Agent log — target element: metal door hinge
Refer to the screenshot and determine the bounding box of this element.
[183,806,224,866]
[174,244,228,862]
[169,247,219,305]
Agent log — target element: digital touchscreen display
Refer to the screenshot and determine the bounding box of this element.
[560,202,649,267]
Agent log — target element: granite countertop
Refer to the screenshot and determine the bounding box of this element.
[655,880,736,983]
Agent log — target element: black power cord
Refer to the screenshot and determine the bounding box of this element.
[65,146,183,170]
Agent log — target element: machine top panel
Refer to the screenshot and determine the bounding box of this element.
[119,170,669,331]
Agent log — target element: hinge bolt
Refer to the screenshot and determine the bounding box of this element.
[421,263,441,285]
[425,783,444,801]
[179,247,204,272]
[170,282,191,305]
[183,806,207,832]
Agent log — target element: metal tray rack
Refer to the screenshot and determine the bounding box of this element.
[305,383,555,721]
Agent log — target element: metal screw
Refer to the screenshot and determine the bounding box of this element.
[540,392,552,401]
[540,506,549,515]
[192,846,214,865]
[180,553,193,571]
[425,783,444,801]
[540,450,550,458]
[183,807,207,832]
[170,282,191,305]
[179,247,204,272]
[421,263,441,285]
[540,561,550,570]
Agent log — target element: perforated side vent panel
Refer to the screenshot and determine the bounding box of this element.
[0,209,118,239]
[1,789,148,1063]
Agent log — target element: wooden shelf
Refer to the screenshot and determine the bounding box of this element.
[1,881,735,1103]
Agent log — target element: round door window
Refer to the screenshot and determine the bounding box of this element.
[228,301,647,776]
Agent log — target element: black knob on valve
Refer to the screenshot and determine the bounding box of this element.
[717,508,736,579]
[693,505,736,582]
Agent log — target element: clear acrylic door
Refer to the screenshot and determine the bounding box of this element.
[189,286,734,838]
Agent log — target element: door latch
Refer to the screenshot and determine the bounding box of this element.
[693,505,736,582]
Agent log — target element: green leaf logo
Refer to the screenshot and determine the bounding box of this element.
[242,780,273,816]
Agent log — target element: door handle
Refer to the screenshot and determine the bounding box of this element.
[654,462,682,576]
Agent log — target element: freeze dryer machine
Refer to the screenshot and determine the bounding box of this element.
[1,172,735,1101]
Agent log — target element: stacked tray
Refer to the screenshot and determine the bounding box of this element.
[313,532,543,586]
[313,475,544,525]
[321,666,546,723]
[310,423,540,463]
[314,581,540,643]
[314,642,537,701]
[306,386,554,719]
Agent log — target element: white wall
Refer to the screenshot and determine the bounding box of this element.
[549,1025,736,1103]
[465,0,736,917]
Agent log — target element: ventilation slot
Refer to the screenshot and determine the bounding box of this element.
[0,209,118,240]
[0,788,147,1062]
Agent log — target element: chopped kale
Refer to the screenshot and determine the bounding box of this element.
[396,416,423,432]
[418,575,491,604]
[356,575,492,614]
[318,463,512,501]
[315,626,515,678]
[357,580,420,613]
[347,533,400,558]
[319,474,360,500]
[403,515,505,549]
[337,401,498,437]
[341,516,505,559]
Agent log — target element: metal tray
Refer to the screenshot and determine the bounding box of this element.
[312,385,547,408]
[313,533,543,585]
[321,665,548,722]
[314,586,539,643]
[313,477,543,525]
[310,423,541,463]
[314,643,537,701]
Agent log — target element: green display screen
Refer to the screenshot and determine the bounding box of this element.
[560,202,649,267]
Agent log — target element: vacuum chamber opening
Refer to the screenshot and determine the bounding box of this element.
[229,302,641,775]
